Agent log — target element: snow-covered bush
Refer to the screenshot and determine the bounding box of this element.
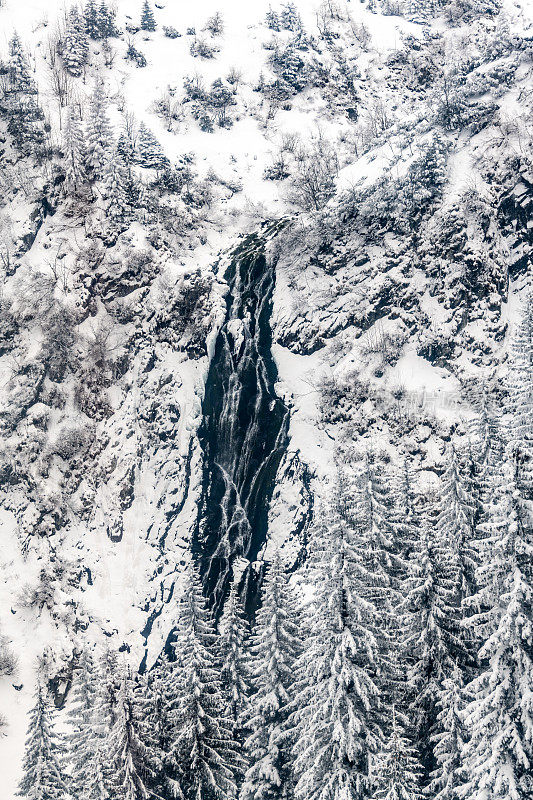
[190,38,219,59]
[41,307,78,383]
[163,25,180,39]
[203,11,224,37]
[51,426,90,462]
[0,630,17,676]
[208,78,236,127]
[151,270,213,356]
[125,41,147,68]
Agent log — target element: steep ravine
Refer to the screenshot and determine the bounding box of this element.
[195,226,290,615]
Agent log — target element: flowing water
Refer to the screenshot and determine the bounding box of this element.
[196,227,289,615]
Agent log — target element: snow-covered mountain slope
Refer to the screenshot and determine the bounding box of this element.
[0,0,531,794]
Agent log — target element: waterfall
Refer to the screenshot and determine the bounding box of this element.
[196,227,289,615]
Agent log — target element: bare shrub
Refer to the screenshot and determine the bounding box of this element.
[287,133,339,211]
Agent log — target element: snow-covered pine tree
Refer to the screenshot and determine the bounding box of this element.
[136,122,168,170]
[508,292,533,552]
[353,457,406,697]
[166,565,242,800]
[280,2,302,32]
[390,457,420,627]
[65,648,99,797]
[427,667,466,800]
[84,0,100,39]
[117,130,136,166]
[219,579,250,727]
[356,456,401,605]
[460,443,533,800]
[103,151,130,228]
[107,670,159,800]
[97,1,119,39]
[470,387,501,477]
[63,105,87,194]
[85,743,109,800]
[466,392,505,649]
[17,681,67,800]
[5,31,36,95]
[62,6,89,77]
[240,549,301,800]
[85,80,112,179]
[371,705,423,800]
[395,457,419,558]
[95,647,120,725]
[136,179,150,224]
[509,291,533,442]
[81,647,121,799]
[141,654,179,798]
[265,7,281,31]
[436,445,477,642]
[271,43,306,94]
[3,33,45,155]
[289,485,381,800]
[140,0,157,32]
[402,508,462,786]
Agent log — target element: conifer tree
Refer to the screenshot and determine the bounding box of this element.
[116,126,140,206]
[66,649,98,797]
[354,458,405,699]
[6,32,36,94]
[219,580,250,727]
[402,510,461,785]
[371,706,423,800]
[107,671,160,800]
[289,488,381,800]
[508,292,533,547]
[140,0,157,32]
[97,1,119,39]
[166,565,241,800]
[280,2,302,32]
[143,655,178,798]
[17,681,67,800]
[94,647,120,730]
[356,457,401,612]
[509,291,533,439]
[427,668,466,800]
[86,80,112,179]
[103,152,130,228]
[85,743,109,800]
[63,105,87,193]
[85,0,100,39]
[437,446,477,606]
[136,122,168,170]
[461,446,533,800]
[240,550,301,800]
[265,7,281,31]
[117,130,136,166]
[3,33,45,154]
[63,6,89,77]
[467,394,505,651]
[77,648,121,799]
[470,387,501,473]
